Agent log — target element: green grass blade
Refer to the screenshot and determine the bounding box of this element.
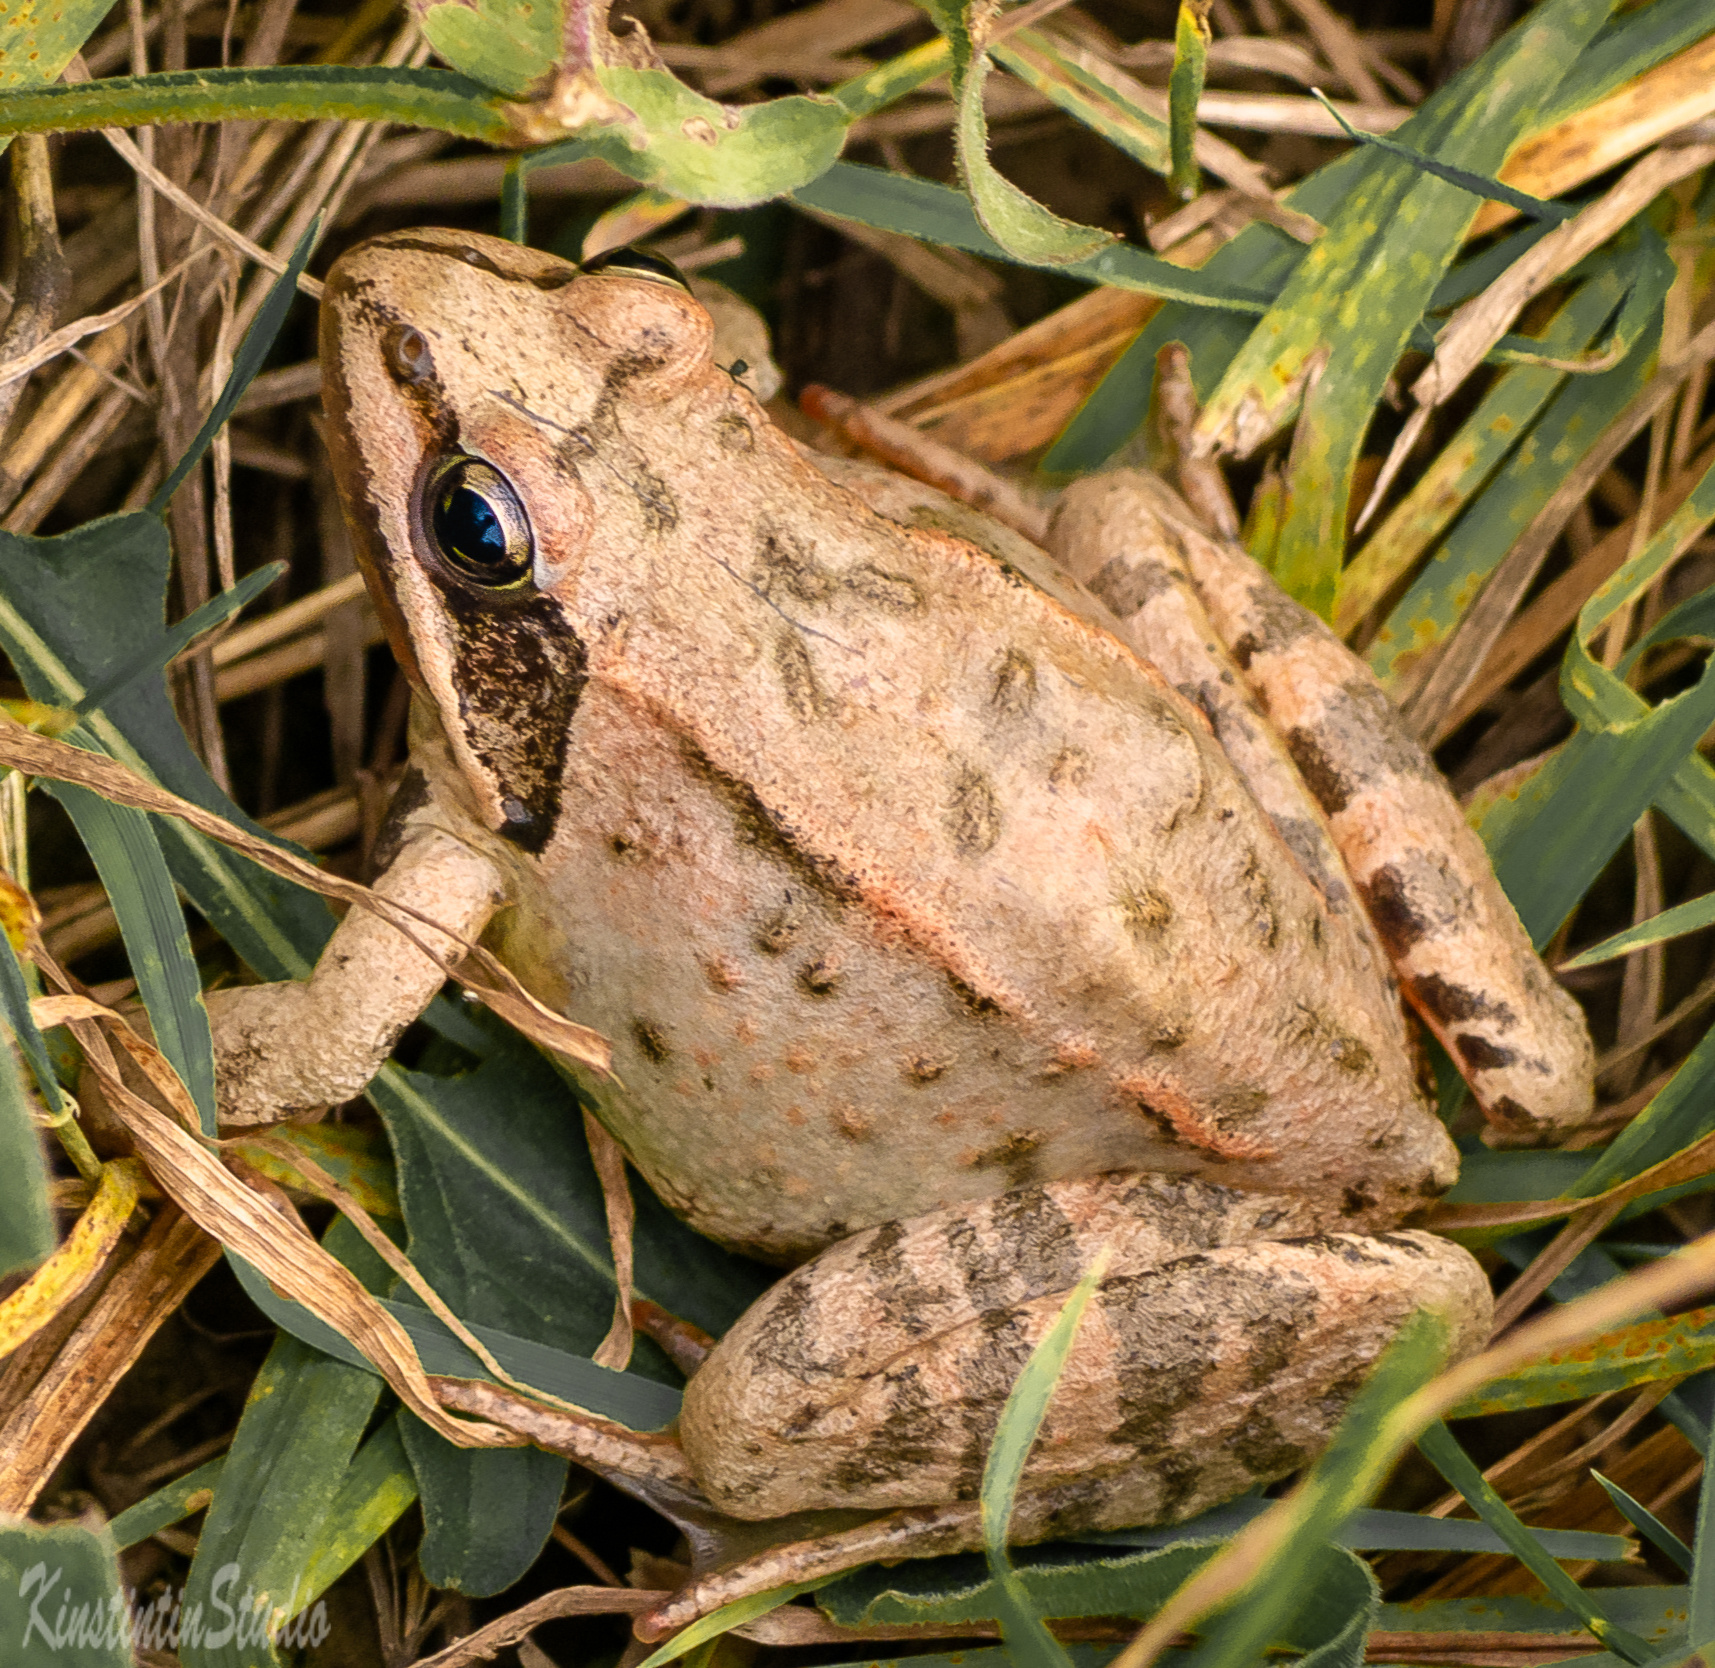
[0,64,515,143]
[1228,0,1615,616]
[500,155,528,243]
[1480,442,1715,940]
[1308,88,1575,222]
[0,917,63,1116]
[1593,1472,1692,1573]
[0,1010,51,1278]
[289,1414,418,1618]
[1692,1460,1715,1645]
[1540,0,1715,125]
[1563,892,1715,970]
[1044,0,1697,473]
[638,1581,824,1668]
[180,1333,383,1668]
[150,221,321,515]
[830,36,952,119]
[1167,0,1210,199]
[1092,1502,1629,1559]
[1345,265,1627,640]
[1446,1303,1715,1414]
[75,562,282,719]
[980,1252,1111,1668]
[792,163,1274,311]
[1417,1421,1651,1661]
[993,32,1170,178]
[1174,1312,1446,1668]
[109,1458,227,1549]
[54,777,216,1134]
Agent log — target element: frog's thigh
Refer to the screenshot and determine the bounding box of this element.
[1049,474,1361,933]
[208,827,505,1125]
[1104,471,1592,1140]
[679,1174,1490,1526]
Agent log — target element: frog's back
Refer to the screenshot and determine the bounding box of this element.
[474,421,1455,1264]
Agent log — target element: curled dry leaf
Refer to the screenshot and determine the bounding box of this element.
[38,987,519,1449]
[0,717,611,1076]
[0,1157,142,1357]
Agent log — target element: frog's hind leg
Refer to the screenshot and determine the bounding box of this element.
[678,1173,1490,1531]
[1058,471,1594,1143]
[1048,474,1376,948]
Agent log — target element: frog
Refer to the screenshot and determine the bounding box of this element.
[207,227,1597,1564]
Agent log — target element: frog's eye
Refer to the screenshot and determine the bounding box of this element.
[578,245,690,291]
[424,456,534,588]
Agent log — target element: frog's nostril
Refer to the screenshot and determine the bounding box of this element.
[383,324,435,385]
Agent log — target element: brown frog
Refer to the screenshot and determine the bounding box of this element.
[209,228,1594,1553]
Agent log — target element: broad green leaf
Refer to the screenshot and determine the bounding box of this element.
[378,1029,767,1363]
[1308,89,1574,224]
[577,68,850,206]
[0,0,114,90]
[1442,1146,1594,1204]
[0,1518,128,1668]
[1418,1422,1649,1661]
[417,0,561,97]
[401,1420,566,1597]
[224,1201,685,1431]
[180,1333,384,1668]
[1593,1472,1692,1573]
[109,1458,226,1550]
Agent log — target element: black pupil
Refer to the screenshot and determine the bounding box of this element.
[436,479,506,569]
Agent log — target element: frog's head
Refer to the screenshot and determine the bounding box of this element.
[318,227,718,853]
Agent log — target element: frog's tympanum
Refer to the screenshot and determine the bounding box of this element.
[213,230,1596,1552]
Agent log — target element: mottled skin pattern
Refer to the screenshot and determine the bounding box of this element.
[205,228,1595,1541]
[1050,472,1593,1142]
[681,1174,1487,1525]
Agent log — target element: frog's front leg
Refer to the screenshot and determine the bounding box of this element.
[210,824,505,1124]
[678,1174,1490,1529]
